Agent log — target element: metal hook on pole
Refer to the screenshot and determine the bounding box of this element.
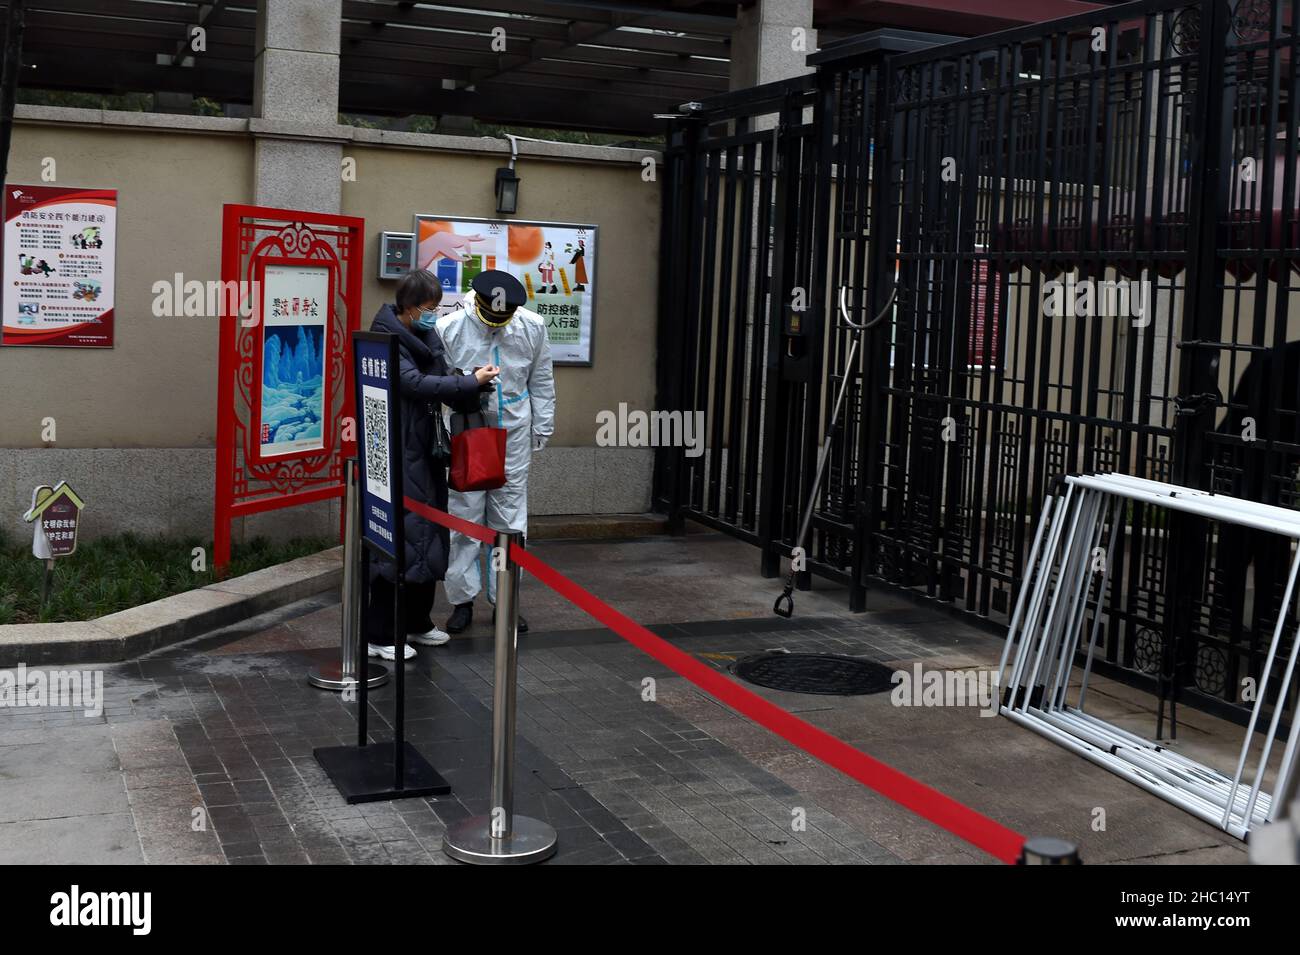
[839,284,897,331]
[773,284,896,618]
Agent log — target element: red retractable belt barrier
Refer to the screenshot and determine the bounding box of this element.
[404,495,1027,864]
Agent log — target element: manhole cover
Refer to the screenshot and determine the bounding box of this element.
[732,652,895,696]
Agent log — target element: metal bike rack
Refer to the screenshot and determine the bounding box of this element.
[998,472,1300,840]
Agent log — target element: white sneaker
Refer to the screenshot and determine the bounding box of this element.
[409,626,451,647]
[367,643,416,661]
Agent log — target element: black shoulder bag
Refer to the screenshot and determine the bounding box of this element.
[427,401,452,465]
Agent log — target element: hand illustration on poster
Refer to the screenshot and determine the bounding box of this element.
[414,215,596,365]
[415,218,504,317]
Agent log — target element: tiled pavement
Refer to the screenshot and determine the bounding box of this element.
[0,533,1251,865]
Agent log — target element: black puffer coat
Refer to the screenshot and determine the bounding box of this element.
[369,304,481,585]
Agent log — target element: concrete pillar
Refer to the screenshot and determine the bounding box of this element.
[252,0,342,212]
[728,0,817,90]
[245,0,345,543]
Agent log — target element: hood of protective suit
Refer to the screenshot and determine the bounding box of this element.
[435,293,555,444]
[437,292,557,597]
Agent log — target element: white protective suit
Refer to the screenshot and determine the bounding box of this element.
[438,293,555,606]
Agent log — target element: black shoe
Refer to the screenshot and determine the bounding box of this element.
[445,602,473,633]
[492,609,529,634]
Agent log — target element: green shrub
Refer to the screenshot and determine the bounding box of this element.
[0,530,334,624]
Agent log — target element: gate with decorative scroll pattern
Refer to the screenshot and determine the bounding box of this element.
[214,204,364,573]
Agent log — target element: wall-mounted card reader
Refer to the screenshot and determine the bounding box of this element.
[378,231,416,280]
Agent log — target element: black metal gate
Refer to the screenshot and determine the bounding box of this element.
[656,1,1300,719]
[654,76,823,559]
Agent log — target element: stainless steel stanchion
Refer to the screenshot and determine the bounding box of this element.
[443,531,558,864]
[309,459,388,691]
[1019,837,1081,865]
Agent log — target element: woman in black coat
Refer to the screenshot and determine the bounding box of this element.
[365,270,498,660]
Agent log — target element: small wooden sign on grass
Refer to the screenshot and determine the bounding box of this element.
[23,481,85,609]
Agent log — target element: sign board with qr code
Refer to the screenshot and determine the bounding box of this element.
[353,332,402,564]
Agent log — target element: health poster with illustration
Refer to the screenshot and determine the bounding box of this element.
[414,215,596,365]
[2,184,117,347]
[414,217,506,315]
[258,263,330,458]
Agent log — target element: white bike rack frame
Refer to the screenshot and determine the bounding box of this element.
[997,472,1300,839]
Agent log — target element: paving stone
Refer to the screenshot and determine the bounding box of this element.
[0,533,1257,867]
[0,813,144,864]
[0,771,130,824]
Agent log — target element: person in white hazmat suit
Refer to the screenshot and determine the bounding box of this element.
[438,269,555,634]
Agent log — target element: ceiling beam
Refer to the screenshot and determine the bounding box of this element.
[22,31,248,64]
[24,0,230,24]
[361,0,738,36]
[338,19,729,78]
[163,0,234,67]
[341,72,667,132]
[343,0,729,57]
[508,57,728,94]
[11,0,730,133]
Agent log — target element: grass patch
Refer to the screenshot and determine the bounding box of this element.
[0,531,335,625]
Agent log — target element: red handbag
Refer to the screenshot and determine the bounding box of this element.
[449,411,507,491]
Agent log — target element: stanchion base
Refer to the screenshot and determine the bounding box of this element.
[313,742,451,804]
[307,661,389,691]
[442,815,558,865]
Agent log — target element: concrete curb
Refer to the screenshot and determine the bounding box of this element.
[529,513,669,541]
[0,547,343,667]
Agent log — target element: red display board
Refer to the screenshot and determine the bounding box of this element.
[969,256,1002,369]
[214,204,364,573]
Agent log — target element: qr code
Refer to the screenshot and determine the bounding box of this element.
[363,394,389,485]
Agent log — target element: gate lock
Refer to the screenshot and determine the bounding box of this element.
[1173,392,1221,417]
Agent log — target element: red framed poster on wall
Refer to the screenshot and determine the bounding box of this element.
[968,252,1003,369]
[1,184,117,347]
[249,256,339,465]
[214,204,364,573]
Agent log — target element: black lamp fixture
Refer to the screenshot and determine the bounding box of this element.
[495,165,519,215]
[495,134,521,215]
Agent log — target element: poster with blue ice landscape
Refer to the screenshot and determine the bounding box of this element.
[259,263,330,458]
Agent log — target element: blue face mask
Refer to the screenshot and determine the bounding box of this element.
[412,309,438,330]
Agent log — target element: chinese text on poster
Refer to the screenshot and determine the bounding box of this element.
[2,184,117,347]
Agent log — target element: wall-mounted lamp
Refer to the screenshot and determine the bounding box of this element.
[495,166,520,215]
[495,134,521,215]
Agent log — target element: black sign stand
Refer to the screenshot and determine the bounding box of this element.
[315,331,451,803]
